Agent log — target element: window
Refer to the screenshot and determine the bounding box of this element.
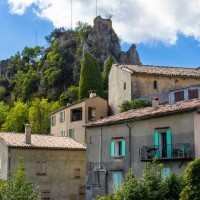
[174,91,184,102]
[154,130,172,158]
[163,167,171,179]
[93,171,100,185]
[36,162,46,175]
[60,111,65,122]
[67,129,74,138]
[71,108,82,121]
[110,139,126,157]
[79,185,86,194]
[188,89,199,99]
[61,130,65,136]
[124,82,126,90]
[113,171,122,191]
[88,107,96,120]
[41,191,50,200]
[51,116,56,126]
[74,168,81,179]
[153,80,157,89]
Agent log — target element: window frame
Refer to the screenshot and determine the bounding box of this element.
[110,139,126,158]
[93,171,100,186]
[188,89,199,99]
[112,170,123,192]
[59,111,65,122]
[174,91,184,102]
[41,191,50,200]
[51,115,56,126]
[74,168,81,179]
[36,162,46,176]
[67,129,74,139]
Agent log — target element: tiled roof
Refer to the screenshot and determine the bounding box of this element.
[117,64,200,78]
[85,99,200,127]
[0,133,86,150]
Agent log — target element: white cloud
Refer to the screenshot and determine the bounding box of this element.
[6,0,200,45]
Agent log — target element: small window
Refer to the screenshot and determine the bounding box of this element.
[188,89,198,99]
[93,171,100,185]
[174,91,184,102]
[110,139,126,157]
[71,108,82,121]
[67,129,74,138]
[41,191,50,200]
[60,111,65,122]
[79,185,86,194]
[163,167,171,179]
[153,80,157,89]
[36,162,46,176]
[88,107,96,120]
[51,116,56,126]
[124,82,126,90]
[113,171,122,191]
[74,168,81,179]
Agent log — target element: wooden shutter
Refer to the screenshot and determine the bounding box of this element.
[36,162,42,175]
[110,141,115,157]
[174,91,184,102]
[121,140,126,156]
[188,89,198,99]
[154,131,159,158]
[166,130,172,158]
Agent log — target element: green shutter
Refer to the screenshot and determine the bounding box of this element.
[121,140,126,156]
[166,130,172,158]
[72,129,74,138]
[154,131,159,158]
[67,129,70,137]
[110,141,115,157]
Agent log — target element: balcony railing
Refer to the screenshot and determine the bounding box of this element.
[140,143,193,161]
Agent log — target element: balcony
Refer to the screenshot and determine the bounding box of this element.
[140,143,193,161]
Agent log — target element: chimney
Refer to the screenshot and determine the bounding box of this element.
[152,97,159,108]
[89,90,97,98]
[24,124,32,144]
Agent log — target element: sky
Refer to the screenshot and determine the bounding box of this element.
[1,0,200,68]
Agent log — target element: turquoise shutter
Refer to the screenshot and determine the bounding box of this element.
[113,171,122,192]
[110,141,115,157]
[163,167,170,179]
[154,131,159,158]
[166,130,172,158]
[121,140,126,156]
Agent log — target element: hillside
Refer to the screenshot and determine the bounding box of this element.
[0,16,141,103]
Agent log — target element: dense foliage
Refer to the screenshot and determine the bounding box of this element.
[0,158,39,200]
[97,159,200,200]
[78,52,103,100]
[119,99,152,112]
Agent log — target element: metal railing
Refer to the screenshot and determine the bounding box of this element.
[140,143,193,160]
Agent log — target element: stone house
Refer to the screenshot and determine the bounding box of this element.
[109,64,200,114]
[50,92,108,144]
[0,125,86,200]
[85,99,200,199]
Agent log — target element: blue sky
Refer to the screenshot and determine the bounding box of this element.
[1,0,200,68]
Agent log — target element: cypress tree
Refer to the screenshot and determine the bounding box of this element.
[78,52,103,100]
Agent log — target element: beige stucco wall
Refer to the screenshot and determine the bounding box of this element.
[9,148,86,200]
[109,65,132,115]
[86,111,195,197]
[194,112,200,157]
[131,75,200,101]
[51,97,108,144]
[0,140,8,180]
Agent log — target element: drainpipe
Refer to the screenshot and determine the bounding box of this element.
[99,128,102,169]
[125,121,131,169]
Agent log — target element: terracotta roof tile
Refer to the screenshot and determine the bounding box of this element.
[85,99,200,127]
[117,64,200,78]
[0,133,86,150]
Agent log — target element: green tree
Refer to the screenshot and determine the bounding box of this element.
[60,85,78,105]
[0,101,9,129]
[2,101,28,132]
[29,98,51,134]
[0,86,6,101]
[102,56,113,91]
[1,158,39,200]
[119,99,152,113]
[180,158,200,200]
[78,52,103,100]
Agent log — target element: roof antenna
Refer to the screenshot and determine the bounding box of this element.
[71,0,72,30]
[96,0,98,17]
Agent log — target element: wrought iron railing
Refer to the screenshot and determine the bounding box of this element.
[140,143,193,160]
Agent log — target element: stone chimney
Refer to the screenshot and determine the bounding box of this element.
[152,97,159,108]
[89,90,97,98]
[24,124,32,144]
